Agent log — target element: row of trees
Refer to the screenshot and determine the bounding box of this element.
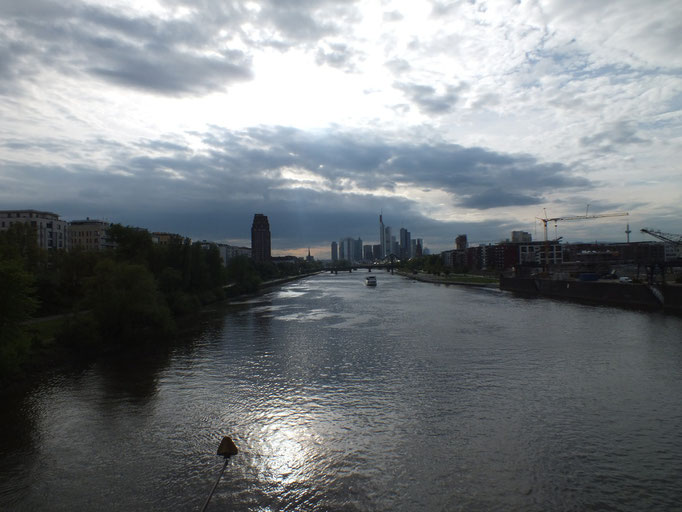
[0,223,321,377]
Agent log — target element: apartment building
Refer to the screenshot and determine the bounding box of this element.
[0,209,68,250]
[69,218,114,251]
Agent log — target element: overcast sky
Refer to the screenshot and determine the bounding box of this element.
[1,0,680,257]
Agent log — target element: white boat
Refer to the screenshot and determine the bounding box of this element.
[364,276,377,286]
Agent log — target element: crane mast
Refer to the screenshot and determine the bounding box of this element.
[536,211,629,271]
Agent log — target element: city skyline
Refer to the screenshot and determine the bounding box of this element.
[1,1,680,256]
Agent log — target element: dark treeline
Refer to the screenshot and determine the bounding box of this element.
[0,223,321,378]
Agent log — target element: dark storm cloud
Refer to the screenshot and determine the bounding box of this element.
[0,2,252,95]
[0,125,593,250]
[0,0,363,96]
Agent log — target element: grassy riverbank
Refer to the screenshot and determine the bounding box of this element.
[2,272,322,391]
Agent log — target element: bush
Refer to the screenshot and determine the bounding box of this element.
[87,259,175,344]
[55,315,102,352]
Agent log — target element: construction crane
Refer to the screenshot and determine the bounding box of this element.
[536,211,629,270]
[640,228,682,245]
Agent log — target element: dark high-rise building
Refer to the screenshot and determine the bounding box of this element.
[456,234,468,251]
[399,227,411,259]
[331,241,338,261]
[251,213,271,263]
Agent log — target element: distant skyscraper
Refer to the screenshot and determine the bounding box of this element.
[251,213,271,263]
[379,214,385,259]
[399,228,411,259]
[384,226,392,256]
[331,241,338,261]
[455,234,468,251]
[511,231,532,243]
[354,238,363,262]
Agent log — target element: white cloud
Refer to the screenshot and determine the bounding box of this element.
[0,0,680,249]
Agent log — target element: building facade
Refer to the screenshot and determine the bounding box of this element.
[0,209,68,250]
[69,219,114,251]
[251,214,271,263]
[331,241,338,262]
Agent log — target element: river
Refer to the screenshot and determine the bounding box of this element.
[1,271,682,511]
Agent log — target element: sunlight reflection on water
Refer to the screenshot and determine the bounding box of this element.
[2,272,682,511]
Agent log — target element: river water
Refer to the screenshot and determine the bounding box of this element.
[2,271,682,511]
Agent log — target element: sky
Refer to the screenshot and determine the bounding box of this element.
[1,0,680,257]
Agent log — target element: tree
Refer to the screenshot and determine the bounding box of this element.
[226,256,261,294]
[0,223,44,272]
[0,259,38,374]
[108,224,153,264]
[87,259,174,344]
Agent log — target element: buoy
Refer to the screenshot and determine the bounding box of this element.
[201,436,238,512]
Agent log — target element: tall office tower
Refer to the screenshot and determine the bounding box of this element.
[339,239,346,260]
[363,245,373,261]
[251,213,271,263]
[379,214,385,259]
[354,238,363,262]
[399,228,411,259]
[331,241,338,261]
[391,235,398,256]
[372,244,382,260]
[455,234,468,250]
[384,226,392,256]
[341,237,356,262]
[416,239,423,258]
[411,239,417,257]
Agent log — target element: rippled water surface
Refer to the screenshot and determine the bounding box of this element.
[2,271,682,511]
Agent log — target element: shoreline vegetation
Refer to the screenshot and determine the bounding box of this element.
[2,225,500,389]
[0,223,323,388]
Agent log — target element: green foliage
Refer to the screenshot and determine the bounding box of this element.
[35,248,102,315]
[0,223,44,272]
[109,224,154,264]
[54,314,102,351]
[0,259,38,376]
[87,259,175,344]
[226,256,262,294]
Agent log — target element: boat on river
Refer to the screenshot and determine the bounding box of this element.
[364,276,377,286]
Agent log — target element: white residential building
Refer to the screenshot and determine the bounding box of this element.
[0,209,68,250]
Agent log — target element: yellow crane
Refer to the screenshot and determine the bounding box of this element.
[536,211,629,270]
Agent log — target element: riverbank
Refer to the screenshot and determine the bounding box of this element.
[2,271,322,392]
[396,270,498,287]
